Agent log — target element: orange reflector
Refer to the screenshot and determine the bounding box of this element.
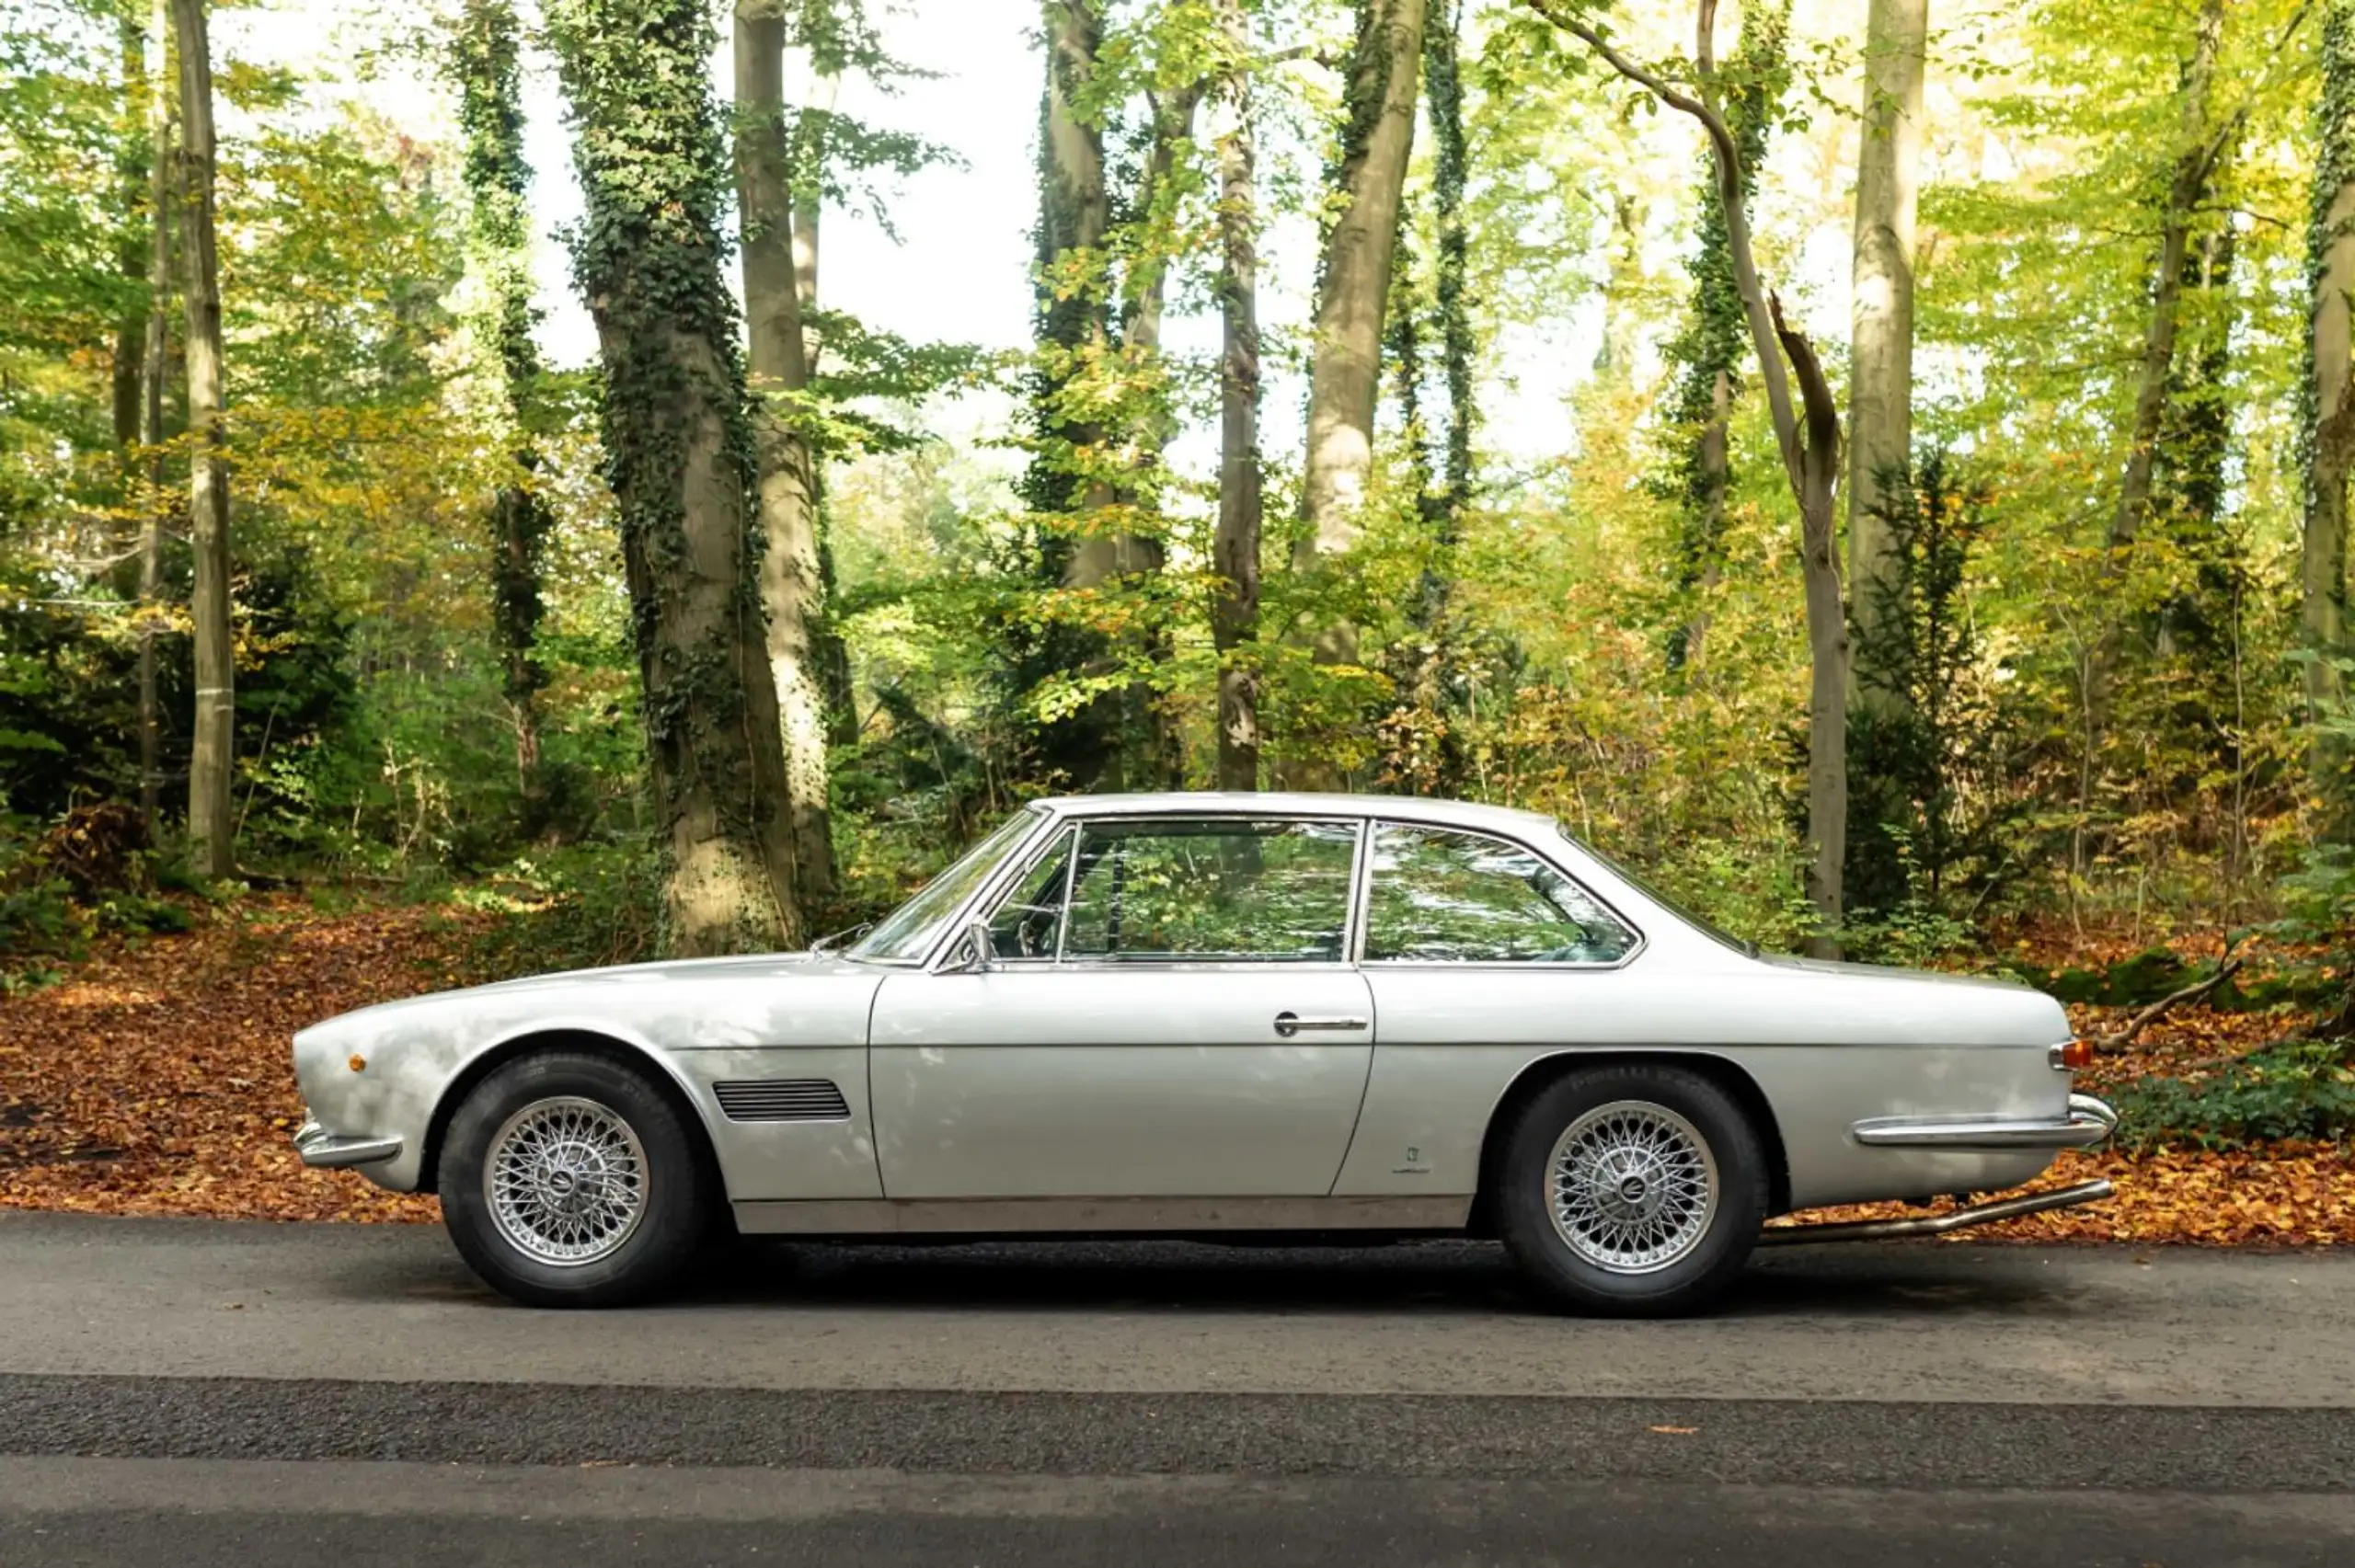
[348,1054,367,1073]
[2059,1040,2096,1070]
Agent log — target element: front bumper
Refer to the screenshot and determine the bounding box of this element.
[1850,1092,2118,1151]
[293,1117,403,1170]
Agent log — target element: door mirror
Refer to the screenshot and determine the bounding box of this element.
[938,917,994,975]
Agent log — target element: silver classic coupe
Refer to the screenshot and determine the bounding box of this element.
[292,793,2118,1315]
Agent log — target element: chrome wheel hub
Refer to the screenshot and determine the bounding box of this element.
[484,1096,649,1266]
[1547,1100,1719,1275]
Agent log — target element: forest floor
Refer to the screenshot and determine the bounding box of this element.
[0,893,2346,1244]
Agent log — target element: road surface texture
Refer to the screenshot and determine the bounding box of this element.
[1,1212,2349,1564]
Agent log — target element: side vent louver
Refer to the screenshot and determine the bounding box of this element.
[714,1079,851,1123]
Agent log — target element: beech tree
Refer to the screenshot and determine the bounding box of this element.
[2307,0,2355,817]
[1298,0,1427,567]
[134,0,170,837]
[2083,0,2234,733]
[169,0,231,877]
[451,0,555,830]
[1658,0,1788,673]
[1844,0,1926,715]
[546,0,803,954]
[1538,0,1848,950]
[736,0,836,900]
[1213,0,1263,791]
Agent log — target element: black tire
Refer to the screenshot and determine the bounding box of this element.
[438,1050,711,1309]
[1495,1062,1768,1318]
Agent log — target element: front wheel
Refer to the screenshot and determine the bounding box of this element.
[438,1050,711,1308]
[1496,1063,1767,1317]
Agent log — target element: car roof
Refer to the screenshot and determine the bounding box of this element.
[1033,791,1565,839]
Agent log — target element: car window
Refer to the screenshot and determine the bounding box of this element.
[985,827,1074,960]
[850,808,1042,963]
[1363,822,1637,964]
[1060,818,1360,962]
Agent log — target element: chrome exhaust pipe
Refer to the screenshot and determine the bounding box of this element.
[1756,1178,2115,1247]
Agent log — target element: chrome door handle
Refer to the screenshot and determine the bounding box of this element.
[1272,1012,1369,1037]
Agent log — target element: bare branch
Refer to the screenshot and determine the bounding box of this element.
[2092,940,2251,1055]
[1527,3,1745,188]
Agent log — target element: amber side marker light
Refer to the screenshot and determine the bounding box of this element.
[2057,1040,2096,1070]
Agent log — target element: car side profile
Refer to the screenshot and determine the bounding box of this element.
[291,792,2116,1315]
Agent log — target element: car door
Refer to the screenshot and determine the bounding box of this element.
[1335,819,1647,1196]
[867,814,1376,1199]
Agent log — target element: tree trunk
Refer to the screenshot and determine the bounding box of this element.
[112,16,149,452]
[1297,0,1427,563]
[1212,0,1262,794]
[1844,0,1926,715]
[1543,0,1846,951]
[547,0,801,955]
[737,0,836,903]
[1428,0,1472,532]
[137,0,171,840]
[170,0,232,878]
[1662,0,1787,674]
[1120,77,1207,791]
[2307,0,2355,818]
[453,0,554,832]
[2085,0,2230,732]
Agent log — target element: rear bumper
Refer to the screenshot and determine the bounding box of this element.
[1850,1093,2118,1151]
[293,1117,403,1169]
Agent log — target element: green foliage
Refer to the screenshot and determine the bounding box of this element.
[449,841,663,982]
[1843,452,2029,942]
[2113,1038,2355,1151]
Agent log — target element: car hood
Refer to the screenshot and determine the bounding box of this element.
[297,950,883,1041]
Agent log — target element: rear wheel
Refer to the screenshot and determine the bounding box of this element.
[1496,1063,1767,1317]
[438,1050,710,1308]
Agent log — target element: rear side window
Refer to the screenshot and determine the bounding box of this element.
[1363,823,1637,965]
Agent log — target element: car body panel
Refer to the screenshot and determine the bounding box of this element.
[291,792,2094,1230]
[868,967,1376,1197]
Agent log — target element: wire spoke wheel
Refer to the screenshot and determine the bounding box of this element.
[1546,1099,1719,1275]
[484,1095,649,1267]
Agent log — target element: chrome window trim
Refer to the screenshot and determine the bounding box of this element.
[959,822,1079,970]
[1039,812,1369,972]
[1356,818,1648,972]
[913,804,1063,973]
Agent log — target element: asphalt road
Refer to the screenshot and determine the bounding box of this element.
[2,1213,2350,1565]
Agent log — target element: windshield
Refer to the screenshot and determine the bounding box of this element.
[1559,827,1762,958]
[850,809,1043,963]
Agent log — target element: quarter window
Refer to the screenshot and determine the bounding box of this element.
[1363,823,1637,964]
[1058,818,1360,962]
[986,828,1074,960]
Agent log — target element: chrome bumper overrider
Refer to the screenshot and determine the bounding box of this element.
[1850,1092,2120,1150]
[1757,1177,2117,1246]
[293,1118,402,1169]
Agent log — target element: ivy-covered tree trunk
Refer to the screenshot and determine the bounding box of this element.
[1297,0,1426,565]
[111,14,148,453]
[1546,0,1847,953]
[170,0,232,877]
[1660,0,1788,673]
[2085,0,2231,733]
[1120,73,1209,791]
[736,0,836,904]
[2306,0,2355,821]
[1213,0,1262,793]
[1844,0,1926,715]
[136,0,171,839]
[1426,0,1472,541]
[546,0,802,955]
[452,0,555,832]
